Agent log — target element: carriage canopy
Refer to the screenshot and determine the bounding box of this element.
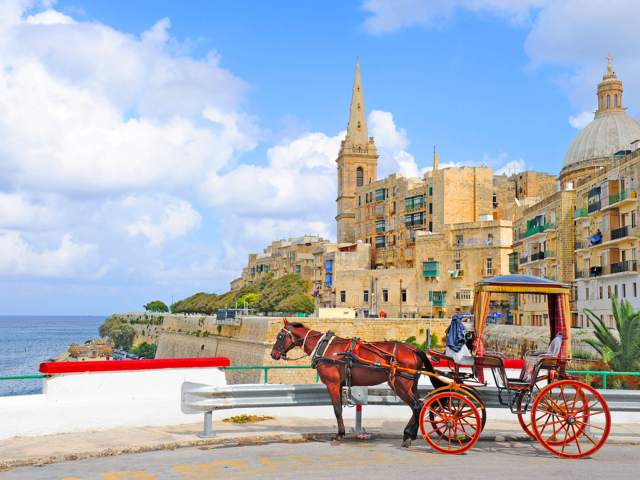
[472,274,572,359]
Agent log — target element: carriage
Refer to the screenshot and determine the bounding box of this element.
[271,274,611,459]
[420,274,611,458]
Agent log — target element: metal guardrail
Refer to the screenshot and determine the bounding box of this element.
[181,382,640,437]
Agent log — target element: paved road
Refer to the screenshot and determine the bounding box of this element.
[1,439,639,480]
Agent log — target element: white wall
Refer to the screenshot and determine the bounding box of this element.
[0,366,226,440]
[576,274,640,327]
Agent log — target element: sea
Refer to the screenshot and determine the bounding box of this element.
[0,315,105,397]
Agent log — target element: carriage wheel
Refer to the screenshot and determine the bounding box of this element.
[531,380,610,458]
[516,375,549,440]
[428,385,486,439]
[419,391,481,454]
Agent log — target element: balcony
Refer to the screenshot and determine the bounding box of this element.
[611,260,638,274]
[375,225,386,233]
[522,223,554,239]
[588,201,601,213]
[611,225,630,240]
[423,261,440,278]
[574,240,584,249]
[609,191,628,205]
[429,291,447,307]
[519,256,529,265]
[574,208,588,219]
[575,270,586,279]
[530,251,544,262]
[544,250,556,258]
[508,252,519,274]
[589,266,603,277]
[450,270,464,279]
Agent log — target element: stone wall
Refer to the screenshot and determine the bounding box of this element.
[155,316,450,384]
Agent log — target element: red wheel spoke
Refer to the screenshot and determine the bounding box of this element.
[572,418,606,431]
[570,424,582,454]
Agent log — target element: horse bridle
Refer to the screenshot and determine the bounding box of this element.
[275,327,317,361]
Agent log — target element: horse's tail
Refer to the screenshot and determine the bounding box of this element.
[414,348,447,390]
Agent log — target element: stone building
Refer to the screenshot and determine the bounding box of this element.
[574,147,640,327]
[232,235,329,289]
[510,188,576,325]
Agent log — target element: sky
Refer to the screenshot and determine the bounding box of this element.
[1,0,640,315]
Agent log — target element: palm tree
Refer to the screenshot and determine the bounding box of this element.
[584,296,640,372]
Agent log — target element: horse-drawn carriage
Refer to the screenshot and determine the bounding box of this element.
[271,274,611,458]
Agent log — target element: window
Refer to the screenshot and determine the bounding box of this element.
[376,219,385,232]
[455,235,464,247]
[340,290,346,303]
[428,203,433,214]
[375,188,386,202]
[428,221,433,232]
[486,257,493,275]
[358,195,361,206]
[634,282,638,297]
[401,289,407,302]
[615,94,619,107]
[295,265,301,274]
[455,289,471,300]
[599,286,603,299]
[428,186,433,196]
[363,290,369,302]
[404,212,425,227]
[607,94,611,108]
[375,235,386,247]
[492,192,498,209]
[404,195,425,210]
[614,284,619,298]
[454,259,461,271]
[585,287,589,300]
[623,283,627,298]
[382,289,389,302]
[356,167,364,187]
[324,273,332,287]
[607,285,611,299]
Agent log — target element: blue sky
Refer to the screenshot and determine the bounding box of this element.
[1,0,639,314]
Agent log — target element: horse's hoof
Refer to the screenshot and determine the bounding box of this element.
[401,438,412,448]
[331,435,344,445]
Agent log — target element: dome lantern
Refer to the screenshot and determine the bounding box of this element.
[596,54,624,116]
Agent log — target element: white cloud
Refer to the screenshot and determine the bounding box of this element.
[126,196,202,247]
[368,110,421,177]
[495,158,525,175]
[0,231,95,277]
[202,131,341,217]
[0,192,60,229]
[569,111,593,129]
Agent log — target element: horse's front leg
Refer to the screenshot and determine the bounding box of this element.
[325,382,345,442]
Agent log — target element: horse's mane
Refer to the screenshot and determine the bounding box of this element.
[288,322,306,328]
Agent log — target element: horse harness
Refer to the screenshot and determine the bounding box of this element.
[309,331,419,387]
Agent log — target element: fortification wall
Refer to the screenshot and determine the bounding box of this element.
[156,316,450,384]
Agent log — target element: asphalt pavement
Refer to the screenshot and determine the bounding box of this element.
[1,438,639,480]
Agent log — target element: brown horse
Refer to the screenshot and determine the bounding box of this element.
[270,320,446,446]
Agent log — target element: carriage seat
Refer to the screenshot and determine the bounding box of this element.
[520,334,563,382]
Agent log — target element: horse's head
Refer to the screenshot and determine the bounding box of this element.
[270,319,304,360]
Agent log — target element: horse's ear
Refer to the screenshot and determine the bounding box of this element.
[283,319,289,326]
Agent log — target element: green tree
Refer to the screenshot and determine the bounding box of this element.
[99,316,122,338]
[131,342,157,359]
[584,296,640,372]
[257,274,310,312]
[110,324,136,351]
[276,293,315,314]
[237,292,259,308]
[144,300,169,313]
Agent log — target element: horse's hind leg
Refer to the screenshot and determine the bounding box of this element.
[325,382,345,442]
[393,377,423,447]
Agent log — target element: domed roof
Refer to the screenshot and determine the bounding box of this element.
[563,111,640,168]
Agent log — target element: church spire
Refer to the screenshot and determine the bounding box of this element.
[345,58,369,147]
[433,145,439,171]
[596,54,624,116]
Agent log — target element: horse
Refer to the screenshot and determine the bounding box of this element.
[270,319,447,446]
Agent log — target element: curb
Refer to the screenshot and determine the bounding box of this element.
[1,430,639,472]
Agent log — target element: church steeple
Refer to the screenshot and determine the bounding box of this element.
[345,59,369,147]
[596,54,624,116]
[433,145,439,171]
[335,59,378,244]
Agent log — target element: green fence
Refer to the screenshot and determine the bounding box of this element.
[1,367,640,390]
